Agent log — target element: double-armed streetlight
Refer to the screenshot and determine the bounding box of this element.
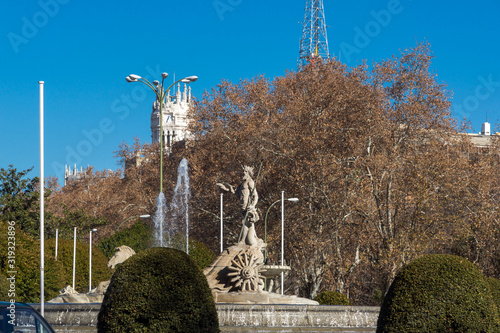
[116,214,151,232]
[263,193,299,294]
[264,196,299,246]
[125,73,197,194]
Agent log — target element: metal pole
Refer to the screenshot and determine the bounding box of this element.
[55,229,58,261]
[89,230,92,293]
[73,227,76,290]
[281,191,284,295]
[39,81,45,316]
[186,194,189,255]
[159,86,164,194]
[220,193,223,253]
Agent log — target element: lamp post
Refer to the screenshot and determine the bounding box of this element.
[55,229,58,261]
[263,194,299,294]
[263,197,299,250]
[89,228,97,293]
[116,214,151,232]
[72,227,77,291]
[125,73,197,194]
[220,193,223,253]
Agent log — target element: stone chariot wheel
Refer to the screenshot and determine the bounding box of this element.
[227,251,264,291]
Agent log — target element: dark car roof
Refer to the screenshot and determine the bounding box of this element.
[0,301,56,333]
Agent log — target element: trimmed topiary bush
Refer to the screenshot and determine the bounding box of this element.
[377,254,500,332]
[314,290,351,305]
[97,247,219,333]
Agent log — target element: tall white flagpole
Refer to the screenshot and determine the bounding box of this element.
[39,81,45,316]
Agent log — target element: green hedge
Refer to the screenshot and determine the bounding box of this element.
[314,290,351,305]
[97,247,219,333]
[98,220,153,259]
[0,273,10,300]
[45,237,111,292]
[188,238,216,269]
[377,254,500,332]
[0,220,66,302]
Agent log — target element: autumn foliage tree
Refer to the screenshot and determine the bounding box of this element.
[43,42,500,303]
[184,42,500,301]
[46,138,190,242]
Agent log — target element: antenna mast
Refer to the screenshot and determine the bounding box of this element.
[298,0,330,69]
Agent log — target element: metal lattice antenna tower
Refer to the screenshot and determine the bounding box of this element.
[298,0,330,69]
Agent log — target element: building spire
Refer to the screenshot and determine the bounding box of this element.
[298,0,330,69]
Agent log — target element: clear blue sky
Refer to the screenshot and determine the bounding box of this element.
[1,0,499,183]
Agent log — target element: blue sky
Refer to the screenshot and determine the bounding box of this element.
[1,0,499,183]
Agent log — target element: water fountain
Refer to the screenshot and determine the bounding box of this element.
[153,158,190,252]
[206,166,317,305]
[40,162,378,332]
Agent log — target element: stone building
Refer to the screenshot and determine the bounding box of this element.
[467,121,496,149]
[64,164,86,186]
[151,83,192,151]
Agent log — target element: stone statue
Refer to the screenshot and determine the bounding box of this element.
[204,165,317,304]
[107,245,136,269]
[49,245,136,303]
[217,166,261,246]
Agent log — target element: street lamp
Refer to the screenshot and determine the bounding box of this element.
[125,73,198,194]
[220,193,224,253]
[263,193,299,294]
[263,197,299,248]
[72,227,77,291]
[116,214,151,232]
[89,228,97,293]
[55,229,59,261]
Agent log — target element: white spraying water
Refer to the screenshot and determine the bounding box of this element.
[169,158,190,253]
[153,158,191,252]
[153,192,167,247]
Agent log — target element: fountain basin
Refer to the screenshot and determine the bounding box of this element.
[32,303,378,332]
[261,265,291,278]
[213,291,318,305]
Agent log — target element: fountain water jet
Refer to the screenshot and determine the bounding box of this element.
[153,158,191,252]
[153,192,167,247]
[168,158,190,253]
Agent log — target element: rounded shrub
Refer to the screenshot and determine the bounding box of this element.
[97,247,219,333]
[377,254,500,332]
[314,291,351,305]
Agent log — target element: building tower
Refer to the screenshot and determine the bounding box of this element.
[298,0,330,69]
[64,164,85,185]
[150,83,192,151]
